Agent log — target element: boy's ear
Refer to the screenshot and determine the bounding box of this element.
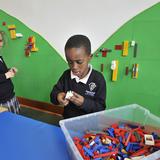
[88,54,93,61]
[88,54,93,62]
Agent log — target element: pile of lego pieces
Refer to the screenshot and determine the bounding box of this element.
[73,123,160,160]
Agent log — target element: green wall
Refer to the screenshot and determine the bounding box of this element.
[0,3,160,117]
[0,9,67,102]
[91,2,160,116]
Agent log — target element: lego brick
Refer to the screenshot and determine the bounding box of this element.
[132,64,139,79]
[133,43,138,57]
[125,66,129,75]
[122,41,129,56]
[8,25,16,39]
[115,45,123,50]
[111,60,119,81]
[101,64,104,72]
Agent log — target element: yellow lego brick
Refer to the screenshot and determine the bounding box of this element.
[8,25,16,39]
[121,149,127,154]
[31,47,38,52]
[122,41,129,56]
[10,30,16,39]
[112,60,118,81]
[8,24,16,30]
[31,43,38,52]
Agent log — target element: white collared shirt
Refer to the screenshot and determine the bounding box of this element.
[70,64,92,84]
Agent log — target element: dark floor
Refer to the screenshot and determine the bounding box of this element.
[20,107,63,126]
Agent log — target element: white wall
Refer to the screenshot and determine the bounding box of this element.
[0,0,159,59]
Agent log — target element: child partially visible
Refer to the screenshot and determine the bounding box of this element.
[0,30,20,114]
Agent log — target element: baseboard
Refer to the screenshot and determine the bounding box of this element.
[17,96,64,116]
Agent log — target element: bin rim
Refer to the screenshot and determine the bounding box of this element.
[59,103,150,124]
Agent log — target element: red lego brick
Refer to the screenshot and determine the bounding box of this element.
[115,45,123,50]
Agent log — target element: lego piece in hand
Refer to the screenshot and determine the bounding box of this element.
[65,91,73,100]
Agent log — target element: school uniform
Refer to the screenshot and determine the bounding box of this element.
[0,56,20,113]
[50,65,106,118]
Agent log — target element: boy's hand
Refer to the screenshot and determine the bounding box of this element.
[57,92,69,106]
[11,67,18,73]
[70,91,84,106]
[5,67,18,79]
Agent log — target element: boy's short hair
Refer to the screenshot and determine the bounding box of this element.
[65,35,91,55]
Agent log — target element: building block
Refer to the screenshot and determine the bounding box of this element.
[130,147,149,157]
[65,91,73,100]
[8,24,16,39]
[25,36,38,57]
[16,33,23,38]
[132,64,139,79]
[101,64,104,72]
[115,45,123,50]
[131,41,135,47]
[25,49,31,57]
[125,66,129,75]
[133,43,138,57]
[2,22,6,26]
[144,134,155,146]
[111,60,119,81]
[100,48,112,57]
[122,41,129,56]
[29,36,38,52]
[125,132,132,146]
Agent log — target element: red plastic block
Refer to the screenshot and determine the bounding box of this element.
[115,45,123,50]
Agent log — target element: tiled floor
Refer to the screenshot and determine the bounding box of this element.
[20,107,63,126]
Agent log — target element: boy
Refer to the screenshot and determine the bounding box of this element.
[50,35,106,118]
[0,30,20,114]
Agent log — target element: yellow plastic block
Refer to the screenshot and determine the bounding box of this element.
[8,25,16,39]
[112,60,119,81]
[122,41,129,56]
[10,30,16,39]
[132,64,139,79]
[31,43,38,52]
[31,47,39,52]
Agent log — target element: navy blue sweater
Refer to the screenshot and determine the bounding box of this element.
[50,69,106,118]
[0,56,14,103]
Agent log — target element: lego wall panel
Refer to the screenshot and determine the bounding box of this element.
[91,3,160,116]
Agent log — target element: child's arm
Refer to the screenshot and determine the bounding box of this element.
[5,67,18,79]
[57,92,69,106]
[50,82,64,105]
[0,73,7,83]
[0,67,18,83]
[69,92,84,106]
[50,71,69,105]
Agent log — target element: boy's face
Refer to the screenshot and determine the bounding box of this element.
[65,47,92,79]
